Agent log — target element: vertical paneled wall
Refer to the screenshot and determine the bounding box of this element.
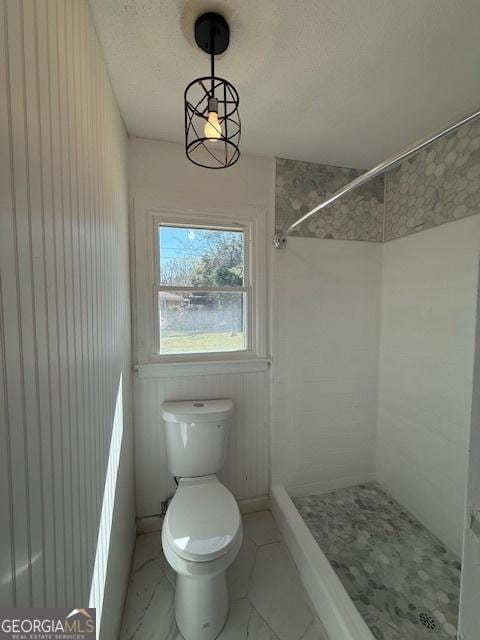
[129,139,274,516]
[134,370,270,516]
[0,0,132,623]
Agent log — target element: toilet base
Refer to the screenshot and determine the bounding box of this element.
[175,570,228,640]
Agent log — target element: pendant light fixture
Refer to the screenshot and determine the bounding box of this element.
[184,12,241,169]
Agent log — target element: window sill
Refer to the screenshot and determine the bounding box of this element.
[133,358,271,378]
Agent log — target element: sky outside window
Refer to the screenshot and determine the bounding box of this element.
[158,226,244,287]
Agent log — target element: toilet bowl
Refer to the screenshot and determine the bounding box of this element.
[160,399,241,640]
[162,476,242,640]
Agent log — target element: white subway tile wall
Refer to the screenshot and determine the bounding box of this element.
[459,279,480,639]
[377,215,480,554]
[271,238,382,495]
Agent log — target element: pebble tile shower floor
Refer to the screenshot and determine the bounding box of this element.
[293,483,461,640]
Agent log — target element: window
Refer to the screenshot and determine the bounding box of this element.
[155,223,250,356]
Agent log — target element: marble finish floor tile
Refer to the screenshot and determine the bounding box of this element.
[121,534,176,640]
[243,511,282,546]
[120,511,328,640]
[227,535,257,600]
[248,543,315,640]
[293,483,461,640]
[216,599,280,640]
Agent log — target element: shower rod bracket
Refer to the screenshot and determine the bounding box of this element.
[272,107,480,249]
[272,233,287,249]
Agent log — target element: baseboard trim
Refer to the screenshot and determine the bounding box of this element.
[136,515,163,534]
[238,495,270,514]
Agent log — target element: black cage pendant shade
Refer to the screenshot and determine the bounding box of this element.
[184,12,241,169]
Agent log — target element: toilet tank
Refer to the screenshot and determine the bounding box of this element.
[161,399,234,478]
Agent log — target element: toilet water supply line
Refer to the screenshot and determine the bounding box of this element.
[272,108,480,249]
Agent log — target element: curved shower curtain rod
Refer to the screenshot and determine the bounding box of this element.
[272,108,480,249]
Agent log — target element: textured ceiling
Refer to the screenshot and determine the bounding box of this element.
[90,0,480,168]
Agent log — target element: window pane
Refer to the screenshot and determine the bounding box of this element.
[159,226,244,287]
[159,290,246,354]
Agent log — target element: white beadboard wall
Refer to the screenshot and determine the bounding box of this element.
[271,237,382,495]
[0,1,134,635]
[134,371,270,514]
[377,215,480,555]
[129,138,275,515]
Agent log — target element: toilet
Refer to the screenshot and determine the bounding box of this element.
[161,399,242,640]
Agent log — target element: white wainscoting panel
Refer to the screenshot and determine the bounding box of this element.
[0,2,133,635]
[128,139,275,517]
[134,369,270,516]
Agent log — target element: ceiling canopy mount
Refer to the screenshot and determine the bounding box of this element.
[194,12,230,56]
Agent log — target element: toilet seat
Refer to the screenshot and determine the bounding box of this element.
[164,475,241,563]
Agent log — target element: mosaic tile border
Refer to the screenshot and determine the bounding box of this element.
[275,120,480,243]
[384,119,480,241]
[275,157,384,242]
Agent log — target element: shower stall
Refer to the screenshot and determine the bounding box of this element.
[271,113,480,640]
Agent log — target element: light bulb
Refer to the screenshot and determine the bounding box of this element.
[204,110,222,141]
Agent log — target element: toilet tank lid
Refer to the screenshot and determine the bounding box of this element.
[161,399,234,423]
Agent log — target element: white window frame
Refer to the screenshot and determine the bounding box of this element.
[137,205,267,365]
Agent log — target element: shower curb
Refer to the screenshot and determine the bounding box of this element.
[271,484,375,640]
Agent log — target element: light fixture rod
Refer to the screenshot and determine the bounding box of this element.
[210,25,215,96]
[272,107,480,249]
